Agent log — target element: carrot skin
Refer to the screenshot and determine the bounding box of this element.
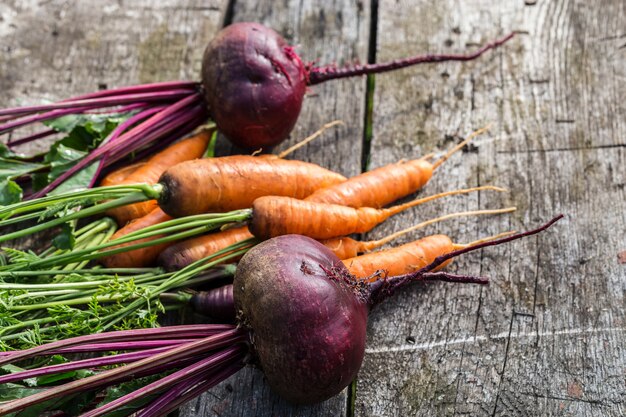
[158,156,346,217]
[305,159,433,208]
[99,162,146,187]
[158,226,253,271]
[319,237,365,260]
[107,130,212,225]
[100,208,173,268]
[342,234,454,278]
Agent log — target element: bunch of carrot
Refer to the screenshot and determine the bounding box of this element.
[0,125,518,332]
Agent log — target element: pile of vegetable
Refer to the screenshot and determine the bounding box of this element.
[0,19,560,417]
[0,219,561,416]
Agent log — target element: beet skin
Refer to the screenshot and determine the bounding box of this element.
[202,23,307,149]
[233,235,368,404]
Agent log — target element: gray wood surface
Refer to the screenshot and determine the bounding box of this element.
[0,0,624,416]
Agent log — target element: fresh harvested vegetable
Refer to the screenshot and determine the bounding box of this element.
[100,208,173,268]
[159,185,504,271]
[158,226,253,271]
[0,23,514,196]
[157,155,346,216]
[202,23,513,148]
[0,216,562,415]
[106,128,212,225]
[304,126,488,208]
[249,186,503,240]
[322,207,515,260]
[0,155,345,245]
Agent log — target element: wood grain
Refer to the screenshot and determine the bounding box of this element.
[359,0,625,416]
[0,0,624,416]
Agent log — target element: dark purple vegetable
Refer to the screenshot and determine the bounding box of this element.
[201,22,514,148]
[0,216,562,415]
[0,23,514,196]
[202,23,307,149]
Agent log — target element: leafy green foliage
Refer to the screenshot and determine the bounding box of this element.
[0,112,132,205]
[0,180,23,205]
[52,223,76,250]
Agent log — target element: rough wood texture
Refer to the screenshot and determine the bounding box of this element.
[360,1,625,416]
[0,0,624,416]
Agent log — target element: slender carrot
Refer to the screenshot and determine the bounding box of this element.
[99,208,173,268]
[99,162,146,187]
[159,186,502,270]
[322,207,515,259]
[344,228,519,280]
[304,126,489,208]
[157,226,253,271]
[107,129,212,225]
[249,185,504,240]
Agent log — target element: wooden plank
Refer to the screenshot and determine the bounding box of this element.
[179,1,371,416]
[358,0,625,416]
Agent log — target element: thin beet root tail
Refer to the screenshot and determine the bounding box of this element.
[307,32,515,85]
[367,214,564,305]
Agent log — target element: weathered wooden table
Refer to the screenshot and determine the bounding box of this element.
[1,0,624,415]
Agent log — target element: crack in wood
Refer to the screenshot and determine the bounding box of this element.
[497,144,626,154]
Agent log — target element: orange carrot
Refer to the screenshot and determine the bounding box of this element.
[342,234,455,279]
[107,129,212,225]
[249,185,504,240]
[321,207,515,259]
[158,156,346,217]
[342,229,517,280]
[304,126,488,208]
[99,162,146,187]
[157,226,254,271]
[99,208,173,268]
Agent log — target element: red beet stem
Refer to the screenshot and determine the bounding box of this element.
[81,345,247,417]
[307,32,515,85]
[0,324,234,367]
[0,89,195,117]
[7,128,57,147]
[0,106,101,134]
[138,361,244,417]
[51,339,198,354]
[60,81,199,103]
[0,347,171,385]
[0,329,246,416]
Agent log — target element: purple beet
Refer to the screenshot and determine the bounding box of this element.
[201,22,514,149]
[202,23,307,149]
[233,235,369,403]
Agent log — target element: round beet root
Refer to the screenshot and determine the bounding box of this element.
[233,234,368,404]
[202,23,307,149]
